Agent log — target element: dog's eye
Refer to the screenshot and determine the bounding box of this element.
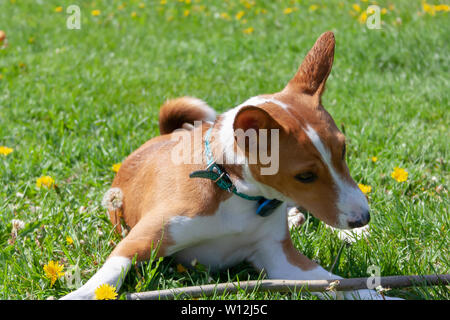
[295,172,317,183]
[342,144,346,160]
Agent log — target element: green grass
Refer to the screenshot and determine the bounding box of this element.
[0,0,449,300]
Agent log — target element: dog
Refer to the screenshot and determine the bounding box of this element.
[62,32,397,300]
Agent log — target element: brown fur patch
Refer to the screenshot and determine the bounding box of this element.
[281,225,317,271]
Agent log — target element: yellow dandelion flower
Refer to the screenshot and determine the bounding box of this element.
[242,27,254,34]
[371,156,378,163]
[260,8,267,14]
[0,146,13,156]
[160,0,167,4]
[0,74,3,80]
[242,0,254,9]
[235,10,245,20]
[435,4,449,12]
[391,167,408,182]
[54,6,63,13]
[185,0,191,4]
[283,8,294,15]
[309,4,319,11]
[423,2,432,12]
[91,9,101,16]
[220,12,231,20]
[36,176,55,188]
[138,3,145,8]
[352,4,361,12]
[381,8,388,15]
[423,2,435,15]
[177,264,188,273]
[183,9,190,17]
[95,284,118,300]
[131,11,137,18]
[358,12,368,23]
[66,236,74,245]
[44,261,65,287]
[112,163,122,173]
[358,184,372,195]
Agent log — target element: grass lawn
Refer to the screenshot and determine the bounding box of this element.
[0,0,448,300]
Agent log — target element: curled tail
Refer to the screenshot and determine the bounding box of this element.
[158,97,216,135]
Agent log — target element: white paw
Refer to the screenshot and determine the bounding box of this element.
[287,207,305,229]
[60,285,96,300]
[60,256,131,300]
[326,225,370,243]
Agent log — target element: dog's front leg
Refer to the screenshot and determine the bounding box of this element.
[61,215,169,300]
[60,256,131,300]
[251,235,400,300]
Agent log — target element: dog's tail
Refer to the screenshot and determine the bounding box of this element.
[158,97,216,135]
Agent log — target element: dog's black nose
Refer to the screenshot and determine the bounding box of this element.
[348,211,370,228]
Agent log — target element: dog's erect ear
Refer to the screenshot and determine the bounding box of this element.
[285,31,335,98]
[233,106,280,132]
[233,106,282,161]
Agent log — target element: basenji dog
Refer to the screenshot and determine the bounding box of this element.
[62,32,397,300]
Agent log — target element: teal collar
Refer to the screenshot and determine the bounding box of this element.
[189,127,282,217]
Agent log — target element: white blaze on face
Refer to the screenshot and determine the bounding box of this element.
[303,125,369,228]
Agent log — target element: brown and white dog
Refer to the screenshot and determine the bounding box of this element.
[62,32,395,300]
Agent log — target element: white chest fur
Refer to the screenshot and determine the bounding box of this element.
[167,196,288,269]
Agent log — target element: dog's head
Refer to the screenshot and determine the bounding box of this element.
[233,32,369,229]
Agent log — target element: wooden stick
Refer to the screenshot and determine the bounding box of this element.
[126,274,450,300]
